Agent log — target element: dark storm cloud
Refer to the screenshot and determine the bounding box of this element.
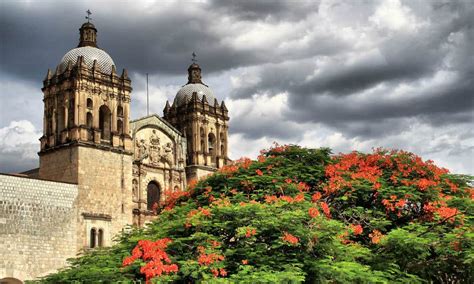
[209,0,319,21]
[228,0,474,141]
[1,0,473,174]
[0,0,322,83]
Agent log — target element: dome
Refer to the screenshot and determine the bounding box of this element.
[58,46,115,74]
[81,22,96,29]
[174,83,215,106]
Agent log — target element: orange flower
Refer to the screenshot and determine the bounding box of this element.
[245,228,257,238]
[241,259,248,265]
[198,252,225,266]
[312,192,322,202]
[122,238,178,283]
[320,202,331,218]
[297,182,310,192]
[282,232,299,245]
[308,207,320,218]
[369,230,383,244]
[211,268,219,277]
[351,224,363,235]
[255,169,264,176]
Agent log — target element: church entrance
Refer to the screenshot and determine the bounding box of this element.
[147,181,161,211]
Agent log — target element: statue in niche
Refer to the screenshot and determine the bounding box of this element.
[149,130,161,165]
[132,179,138,201]
[177,142,184,164]
[134,139,141,159]
[162,142,174,166]
[138,138,148,161]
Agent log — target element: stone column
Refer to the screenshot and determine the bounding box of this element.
[124,100,130,135]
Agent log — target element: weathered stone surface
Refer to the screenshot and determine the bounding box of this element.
[0,174,78,281]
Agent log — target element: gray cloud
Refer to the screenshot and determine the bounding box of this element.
[0,0,473,174]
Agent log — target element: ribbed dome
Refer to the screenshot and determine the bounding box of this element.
[58,46,115,74]
[174,83,215,106]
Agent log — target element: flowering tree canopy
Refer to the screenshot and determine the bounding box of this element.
[39,145,473,283]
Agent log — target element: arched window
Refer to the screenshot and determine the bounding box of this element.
[86,112,93,141]
[90,228,97,248]
[200,127,205,152]
[98,229,104,247]
[57,106,66,133]
[99,105,111,141]
[86,112,93,128]
[47,116,53,136]
[117,119,123,135]
[147,181,160,211]
[117,105,123,117]
[87,98,93,109]
[208,133,216,158]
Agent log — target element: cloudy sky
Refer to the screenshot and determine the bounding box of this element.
[0,0,473,174]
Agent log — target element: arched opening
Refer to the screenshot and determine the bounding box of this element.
[57,106,66,133]
[90,228,97,248]
[86,112,93,141]
[117,105,123,117]
[147,181,161,211]
[87,98,93,109]
[117,119,123,135]
[208,133,216,162]
[200,127,205,152]
[0,277,23,284]
[68,98,75,128]
[98,229,104,247]
[99,105,111,141]
[86,112,93,128]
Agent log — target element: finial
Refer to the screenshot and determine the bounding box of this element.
[44,69,52,81]
[86,9,92,23]
[121,68,129,79]
[192,52,197,63]
[164,101,171,113]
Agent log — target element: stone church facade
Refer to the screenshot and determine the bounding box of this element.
[0,20,229,282]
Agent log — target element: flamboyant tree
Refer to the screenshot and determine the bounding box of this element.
[38,145,473,283]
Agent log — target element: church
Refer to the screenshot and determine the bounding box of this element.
[0,19,230,282]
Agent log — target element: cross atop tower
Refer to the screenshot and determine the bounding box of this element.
[191,52,197,63]
[85,9,92,23]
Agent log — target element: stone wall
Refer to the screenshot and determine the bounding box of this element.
[0,174,78,281]
[75,146,133,250]
[39,146,79,184]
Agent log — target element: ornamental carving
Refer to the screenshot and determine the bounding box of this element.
[134,129,175,167]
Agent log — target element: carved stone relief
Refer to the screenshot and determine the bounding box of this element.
[134,128,176,167]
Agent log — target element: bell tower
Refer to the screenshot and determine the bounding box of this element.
[38,16,134,251]
[163,56,230,181]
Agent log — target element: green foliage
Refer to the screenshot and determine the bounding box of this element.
[36,145,474,283]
